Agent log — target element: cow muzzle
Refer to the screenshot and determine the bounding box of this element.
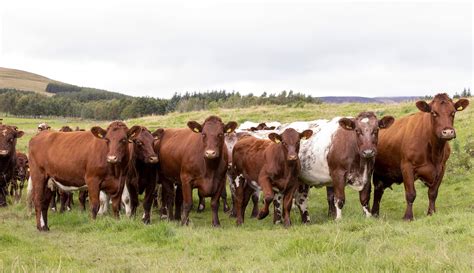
[0,150,8,156]
[287,154,298,161]
[148,156,159,163]
[361,149,375,159]
[440,128,456,140]
[107,155,119,163]
[204,150,218,159]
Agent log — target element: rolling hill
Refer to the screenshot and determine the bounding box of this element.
[0,67,62,96]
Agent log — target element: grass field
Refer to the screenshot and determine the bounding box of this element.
[0,67,60,96]
[1,101,473,272]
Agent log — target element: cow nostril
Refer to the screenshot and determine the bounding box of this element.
[150,156,158,162]
[107,155,118,163]
[362,149,375,158]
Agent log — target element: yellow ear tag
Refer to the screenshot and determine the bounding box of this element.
[457,106,463,111]
[98,133,103,138]
[301,136,307,140]
[275,139,281,144]
[346,126,352,130]
[227,128,232,133]
[193,128,200,133]
[128,139,133,143]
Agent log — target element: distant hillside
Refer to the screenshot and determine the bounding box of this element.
[0,67,62,96]
[318,96,421,103]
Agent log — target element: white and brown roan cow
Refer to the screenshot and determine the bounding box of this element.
[279,112,394,222]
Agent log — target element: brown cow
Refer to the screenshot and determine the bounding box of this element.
[0,125,24,206]
[372,93,469,220]
[158,116,237,226]
[29,121,140,231]
[50,125,75,212]
[231,128,313,227]
[9,152,29,203]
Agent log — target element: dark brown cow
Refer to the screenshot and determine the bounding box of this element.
[0,125,24,206]
[158,116,237,226]
[29,121,140,231]
[231,128,313,227]
[9,152,29,203]
[372,94,469,220]
[123,126,161,224]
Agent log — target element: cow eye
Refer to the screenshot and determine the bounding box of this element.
[202,133,207,138]
[431,112,438,117]
[121,138,127,143]
[355,129,362,135]
[218,133,224,138]
[8,138,14,142]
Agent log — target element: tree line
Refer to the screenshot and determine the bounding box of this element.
[0,86,321,120]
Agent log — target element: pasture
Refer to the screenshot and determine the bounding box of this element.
[1,101,473,272]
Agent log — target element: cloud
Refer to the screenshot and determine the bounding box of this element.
[1,1,472,98]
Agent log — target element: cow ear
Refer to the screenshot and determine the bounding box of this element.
[187,121,202,133]
[15,130,24,138]
[416,101,431,112]
[339,118,355,131]
[300,129,313,140]
[379,116,395,129]
[268,133,282,143]
[127,126,141,140]
[454,99,469,111]
[91,126,107,139]
[224,121,238,134]
[152,128,165,140]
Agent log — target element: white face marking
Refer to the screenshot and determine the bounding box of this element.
[1,129,7,136]
[361,117,369,123]
[40,212,45,227]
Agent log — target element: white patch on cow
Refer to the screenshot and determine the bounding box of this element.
[98,191,109,215]
[52,179,88,192]
[283,118,342,187]
[40,212,45,228]
[335,200,342,220]
[274,193,283,224]
[249,180,261,191]
[362,206,372,218]
[237,121,259,131]
[142,213,146,220]
[122,184,132,217]
[347,163,369,191]
[361,117,369,123]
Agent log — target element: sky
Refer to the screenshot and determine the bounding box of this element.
[0,0,472,98]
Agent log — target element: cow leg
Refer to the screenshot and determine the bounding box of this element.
[59,190,67,213]
[210,177,226,228]
[273,192,283,224]
[197,193,205,213]
[160,178,175,220]
[180,181,192,226]
[50,188,57,212]
[359,181,372,217]
[326,187,336,218]
[257,176,274,220]
[234,175,246,225]
[371,176,385,217]
[221,186,230,213]
[228,174,237,217]
[250,190,259,218]
[31,170,50,231]
[331,170,346,220]
[79,190,88,211]
[401,164,416,221]
[121,183,133,217]
[86,178,101,219]
[98,191,109,215]
[282,182,299,228]
[427,165,445,216]
[294,183,311,224]
[175,185,183,221]
[142,180,157,224]
[241,184,254,219]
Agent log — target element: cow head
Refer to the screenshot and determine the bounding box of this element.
[129,126,162,164]
[91,121,135,164]
[188,116,238,159]
[268,128,313,161]
[339,112,394,159]
[0,125,24,157]
[416,93,469,140]
[37,123,51,132]
[59,126,73,132]
[16,153,28,177]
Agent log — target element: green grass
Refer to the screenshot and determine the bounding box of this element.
[1,101,473,272]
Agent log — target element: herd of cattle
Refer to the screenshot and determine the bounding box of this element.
[0,93,469,231]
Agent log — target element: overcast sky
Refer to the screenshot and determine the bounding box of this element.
[1,0,472,98]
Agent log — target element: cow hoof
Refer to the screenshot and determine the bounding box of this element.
[37,226,50,232]
[181,218,190,226]
[403,216,414,221]
[212,222,221,228]
[223,205,230,213]
[257,211,269,220]
[196,204,205,213]
[142,218,151,225]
